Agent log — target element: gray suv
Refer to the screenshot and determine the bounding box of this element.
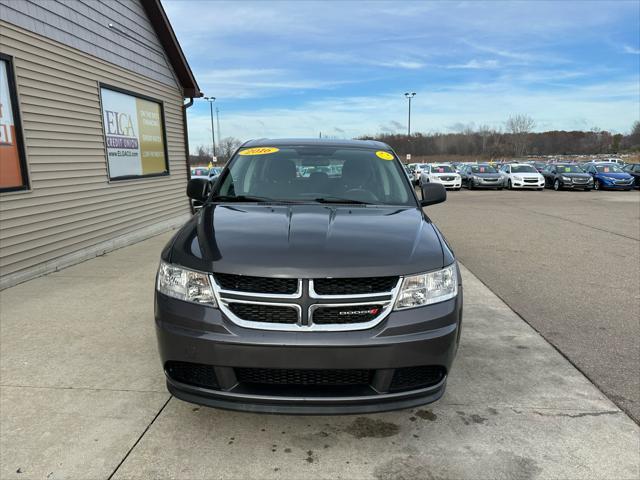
[155,139,463,414]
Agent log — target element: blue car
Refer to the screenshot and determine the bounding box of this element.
[583,163,634,191]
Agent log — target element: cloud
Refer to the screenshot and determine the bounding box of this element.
[623,45,640,55]
[445,59,500,69]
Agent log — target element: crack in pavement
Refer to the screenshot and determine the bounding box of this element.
[512,408,622,418]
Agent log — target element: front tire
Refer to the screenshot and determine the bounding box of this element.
[594,180,601,191]
[553,179,560,191]
[507,179,512,190]
[468,180,474,190]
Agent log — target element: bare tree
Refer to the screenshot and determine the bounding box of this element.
[218,137,243,162]
[506,114,535,157]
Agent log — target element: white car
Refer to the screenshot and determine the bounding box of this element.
[412,163,431,185]
[420,163,462,190]
[500,163,545,190]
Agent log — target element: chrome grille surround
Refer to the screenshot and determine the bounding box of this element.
[211,275,402,332]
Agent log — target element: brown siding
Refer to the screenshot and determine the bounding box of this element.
[0,21,191,282]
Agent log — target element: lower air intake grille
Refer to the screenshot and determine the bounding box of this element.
[389,366,446,392]
[312,304,384,324]
[165,361,219,390]
[214,273,298,295]
[235,368,373,386]
[229,303,298,324]
[313,276,398,295]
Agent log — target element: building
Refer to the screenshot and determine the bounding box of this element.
[0,0,201,288]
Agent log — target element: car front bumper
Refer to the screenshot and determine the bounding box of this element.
[512,179,544,188]
[155,289,463,414]
[430,179,461,189]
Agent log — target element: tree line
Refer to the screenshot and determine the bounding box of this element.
[361,116,640,159]
[190,118,640,165]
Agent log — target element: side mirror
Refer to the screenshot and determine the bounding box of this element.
[187,178,210,202]
[420,182,447,207]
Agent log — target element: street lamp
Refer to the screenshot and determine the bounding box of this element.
[404,92,416,136]
[203,96,216,160]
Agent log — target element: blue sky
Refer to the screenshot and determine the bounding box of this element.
[162,0,640,150]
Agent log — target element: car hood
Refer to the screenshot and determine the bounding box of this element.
[471,172,500,179]
[596,172,632,179]
[169,204,446,278]
[430,172,459,177]
[559,173,591,178]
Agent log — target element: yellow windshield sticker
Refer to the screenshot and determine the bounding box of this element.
[239,147,280,156]
[376,151,394,160]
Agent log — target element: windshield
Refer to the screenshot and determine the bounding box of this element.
[192,168,209,176]
[511,165,537,173]
[556,165,584,173]
[215,146,414,206]
[432,165,454,173]
[210,167,222,175]
[595,164,623,173]
[470,165,497,173]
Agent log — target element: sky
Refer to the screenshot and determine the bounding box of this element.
[162,0,640,151]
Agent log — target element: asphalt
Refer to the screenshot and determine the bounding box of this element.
[426,187,640,423]
[1,231,639,479]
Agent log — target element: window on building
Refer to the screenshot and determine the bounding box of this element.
[0,54,29,192]
[99,85,169,180]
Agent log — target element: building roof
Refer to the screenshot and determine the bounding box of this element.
[141,0,202,98]
[242,138,392,149]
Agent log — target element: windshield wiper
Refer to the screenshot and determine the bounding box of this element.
[209,195,274,203]
[313,197,371,205]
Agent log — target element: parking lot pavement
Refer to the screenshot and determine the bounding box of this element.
[1,231,639,479]
[426,188,640,423]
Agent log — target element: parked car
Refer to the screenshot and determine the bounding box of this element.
[499,163,545,190]
[542,163,593,191]
[459,163,503,189]
[412,163,431,185]
[583,163,635,191]
[420,163,462,190]
[157,139,462,414]
[529,161,548,173]
[623,163,640,187]
[190,167,210,180]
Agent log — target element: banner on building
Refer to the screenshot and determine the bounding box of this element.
[100,86,168,179]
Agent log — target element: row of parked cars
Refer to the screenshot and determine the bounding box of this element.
[406,161,639,191]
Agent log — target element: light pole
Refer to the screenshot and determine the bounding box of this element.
[404,92,416,136]
[203,96,216,160]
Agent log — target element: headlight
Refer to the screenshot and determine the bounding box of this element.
[156,260,217,306]
[473,175,481,181]
[395,264,458,310]
[514,175,522,180]
[561,176,571,181]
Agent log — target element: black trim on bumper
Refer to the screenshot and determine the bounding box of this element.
[166,376,447,415]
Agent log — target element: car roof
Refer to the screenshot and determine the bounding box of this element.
[241,138,391,150]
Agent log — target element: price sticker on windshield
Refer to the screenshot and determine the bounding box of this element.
[239,147,280,156]
[376,151,394,160]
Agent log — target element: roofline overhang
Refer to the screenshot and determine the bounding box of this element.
[141,0,203,98]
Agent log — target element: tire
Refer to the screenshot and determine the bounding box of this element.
[553,179,560,191]
[468,180,474,190]
[594,180,601,191]
[507,179,512,190]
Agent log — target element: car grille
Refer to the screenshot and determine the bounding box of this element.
[523,178,538,183]
[441,176,455,181]
[312,276,398,296]
[389,366,446,392]
[228,303,298,324]
[216,276,399,331]
[214,273,298,295]
[573,178,588,184]
[482,178,499,182]
[165,361,220,389]
[615,179,631,185]
[235,368,373,386]
[312,304,384,324]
